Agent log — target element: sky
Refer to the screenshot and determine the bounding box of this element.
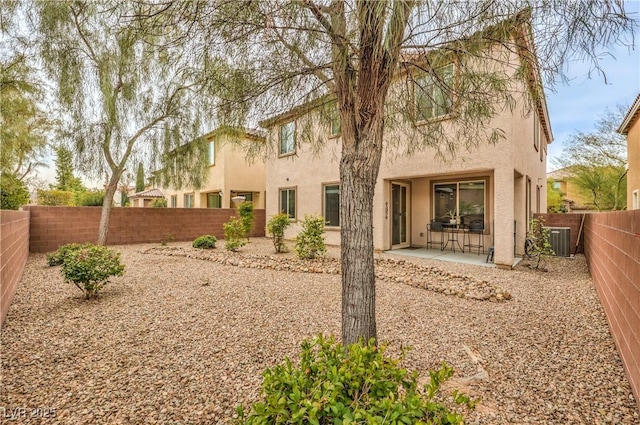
[545,47,640,171]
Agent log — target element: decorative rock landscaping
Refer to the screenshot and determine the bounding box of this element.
[1,238,638,424]
[144,246,512,302]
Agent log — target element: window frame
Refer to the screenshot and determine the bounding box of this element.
[207,192,222,208]
[414,63,456,123]
[329,103,341,138]
[170,195,177,208]
[534,113,540,152]
[322,182,341,228]
[279,121,296,156]
[432,178,488,232]
[184,193,194,208]
[279,187,297,219]
[208,140,215,166]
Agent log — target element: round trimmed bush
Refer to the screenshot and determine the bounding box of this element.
[193,234,217,249]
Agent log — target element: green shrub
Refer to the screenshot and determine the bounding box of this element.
[525,217,556,269]
[224,217,247,251]
[193,234,217,249]
[295,214,326,259]
[0,173,30,210]
[238,201,254,239]
[75,189,106,206]
[60,244,125,299]
[37,189,75,206]
[236,335,474,425]
[161,233,175,246]
[150,197,168,207]
[267,213,291,253]
[47,242,92,266]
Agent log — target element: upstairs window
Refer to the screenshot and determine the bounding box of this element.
[208,140,215,165]
[279,121,295,155]
[330,104,341,137]
[534,113,540,152]
[415,63,455,121]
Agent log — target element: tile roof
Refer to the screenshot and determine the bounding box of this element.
[129,188,165,199]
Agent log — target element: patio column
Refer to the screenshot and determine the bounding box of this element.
[494,168,515,269]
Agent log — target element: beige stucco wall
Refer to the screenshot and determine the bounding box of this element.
[162,133,266,209]
[266,110,548,266]
[264,46,550,268]
[627,117,640,209]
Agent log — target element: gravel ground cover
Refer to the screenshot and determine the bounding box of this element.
[1,238,638,424]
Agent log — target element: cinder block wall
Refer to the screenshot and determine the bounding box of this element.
[25,206,266,253]
[533,213,586,254]
[1,210,30,327]
[583,210,640,409]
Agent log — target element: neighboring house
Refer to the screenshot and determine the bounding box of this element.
[159,127,266,209]
[547,167,595,212]
[129,188,166,207]
[618,94,640,210]
[260,23,552,269]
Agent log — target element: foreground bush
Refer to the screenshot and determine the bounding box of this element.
[224,217,247,251]
[60,244,125,299]
[193,234,217,249]
[295,215,326,259]
[236,335,474,425]
[267,213,291,253]
[47,242,92,266]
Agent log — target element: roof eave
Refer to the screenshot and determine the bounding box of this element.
[617,93,640,135]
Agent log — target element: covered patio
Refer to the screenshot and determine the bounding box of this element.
[385,246,522,268]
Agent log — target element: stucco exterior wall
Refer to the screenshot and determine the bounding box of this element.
[162,133,266,209]
[266,107,547,263]
[627,116,640,209]
[264,45,550,267]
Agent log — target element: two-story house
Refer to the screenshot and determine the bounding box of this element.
[158,127,266,209]
[260,23,552,269]
[618,94,640,210]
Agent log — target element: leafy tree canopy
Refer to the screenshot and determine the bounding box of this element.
[0,173,30,209]
[0,54,51,181]
[135,162,145,192]
[53,145,85,192]
[555,106,628,210]
[25,0,225,243]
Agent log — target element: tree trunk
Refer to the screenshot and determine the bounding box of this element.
[340,115,385,347]
[97,171,121,246]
